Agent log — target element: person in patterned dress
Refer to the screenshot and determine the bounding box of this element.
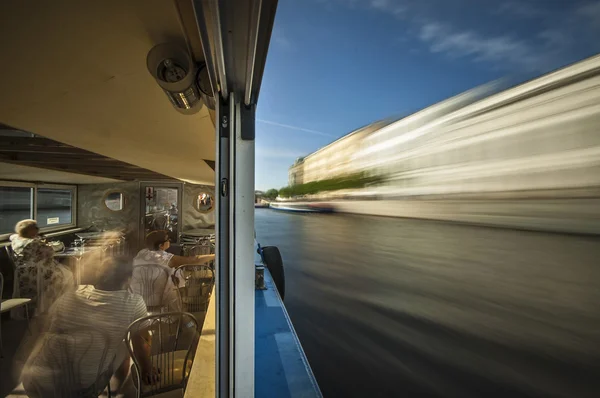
[10,219,74,315]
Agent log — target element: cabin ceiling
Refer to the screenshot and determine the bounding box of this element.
[0,0,216,185]
[0,133,175,182]
[0,163,121,185]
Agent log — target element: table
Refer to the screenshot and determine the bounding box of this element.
[54,247,101,285]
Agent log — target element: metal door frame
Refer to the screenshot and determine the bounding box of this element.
[216,92,255,397]
[138,181,184,249]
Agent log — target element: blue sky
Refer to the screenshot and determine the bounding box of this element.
[255,0,600,190]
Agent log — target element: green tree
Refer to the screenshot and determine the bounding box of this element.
[277,172,384,198]
[278,186,292,197]
[265,189,279,200]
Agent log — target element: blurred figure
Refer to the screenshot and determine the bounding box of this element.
[134,230,214,269]
[10,219,74,315]
[21,256,153,397]
[132,231,215,311]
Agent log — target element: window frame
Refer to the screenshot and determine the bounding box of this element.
[0,181,77,241]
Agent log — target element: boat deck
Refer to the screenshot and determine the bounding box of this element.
[184,268,322,397]
[2,268,321,398]
[255,269,322,397]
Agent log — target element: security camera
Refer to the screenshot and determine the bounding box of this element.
[147,43,204,115]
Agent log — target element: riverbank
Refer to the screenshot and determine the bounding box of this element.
[271,199,600,235]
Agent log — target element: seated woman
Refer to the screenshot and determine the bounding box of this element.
[21,256,154,397]
[132,230,214,311]
[10,219,74,314]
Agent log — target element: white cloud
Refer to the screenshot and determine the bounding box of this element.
[324,0,407,16]
[274,36,291,49]
[272,26,292,50]
[538,29,571,48]
[319,0,598,72]
[418,22,545,71]
[496,2,546,18]
[369,0,406,16]
[369,0,388,8]
[257,119,336,138]
[576,1,600,27]
[419,22,443,41]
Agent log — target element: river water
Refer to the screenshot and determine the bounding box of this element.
[255,209,600,398]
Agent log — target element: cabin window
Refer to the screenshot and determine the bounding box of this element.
[104,191,124,211]
[194,192,214,213]
[0,183,76,240]
[0,186,34,236]
[36,187,75,228]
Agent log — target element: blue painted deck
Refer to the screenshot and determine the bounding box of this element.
[255,269,322,398]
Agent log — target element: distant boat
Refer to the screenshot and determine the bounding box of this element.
[255,202,270,208]
[269,202,334,213]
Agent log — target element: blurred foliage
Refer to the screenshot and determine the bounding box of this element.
[278,172,383,198]
[264,189,279,200]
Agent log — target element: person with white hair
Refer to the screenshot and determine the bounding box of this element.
[10,219,74,314]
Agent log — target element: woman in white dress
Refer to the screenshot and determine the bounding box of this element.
[132,230,214,311]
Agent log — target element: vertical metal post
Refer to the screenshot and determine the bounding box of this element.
[216,93,232,398]
[216,92,256,397]
[233,100,255,396]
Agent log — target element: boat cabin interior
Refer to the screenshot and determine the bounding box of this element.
[0,127,217,275]
[0,0,320,397]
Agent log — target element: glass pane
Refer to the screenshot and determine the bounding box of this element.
[194,192,214,213]
[37,188,73,228]
[0,187,33,235]
[104,192,124,211]
[144,187,178,243]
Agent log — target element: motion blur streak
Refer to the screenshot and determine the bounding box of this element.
[256,210,600,398]
[285,55,600,204]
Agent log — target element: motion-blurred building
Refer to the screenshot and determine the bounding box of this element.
[288,158,304,186]
[289,54,600,200]
[287,117,413,185]
[355,54,600,198]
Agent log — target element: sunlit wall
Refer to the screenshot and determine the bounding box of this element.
[354,55,600,198]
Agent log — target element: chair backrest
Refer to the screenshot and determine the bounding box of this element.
[24,328,113,398]
[4,245,18,270]
[182,237,215,259]
[131,264,171,311]
[6,258,45,317]
[4,244,48,314]
[174,265,214,315]
[151,215,168,231]
[185,243,214,257]
[126,312,200,397]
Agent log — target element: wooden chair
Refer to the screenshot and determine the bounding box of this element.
[4,245,18,271]
[151,215,168,231]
